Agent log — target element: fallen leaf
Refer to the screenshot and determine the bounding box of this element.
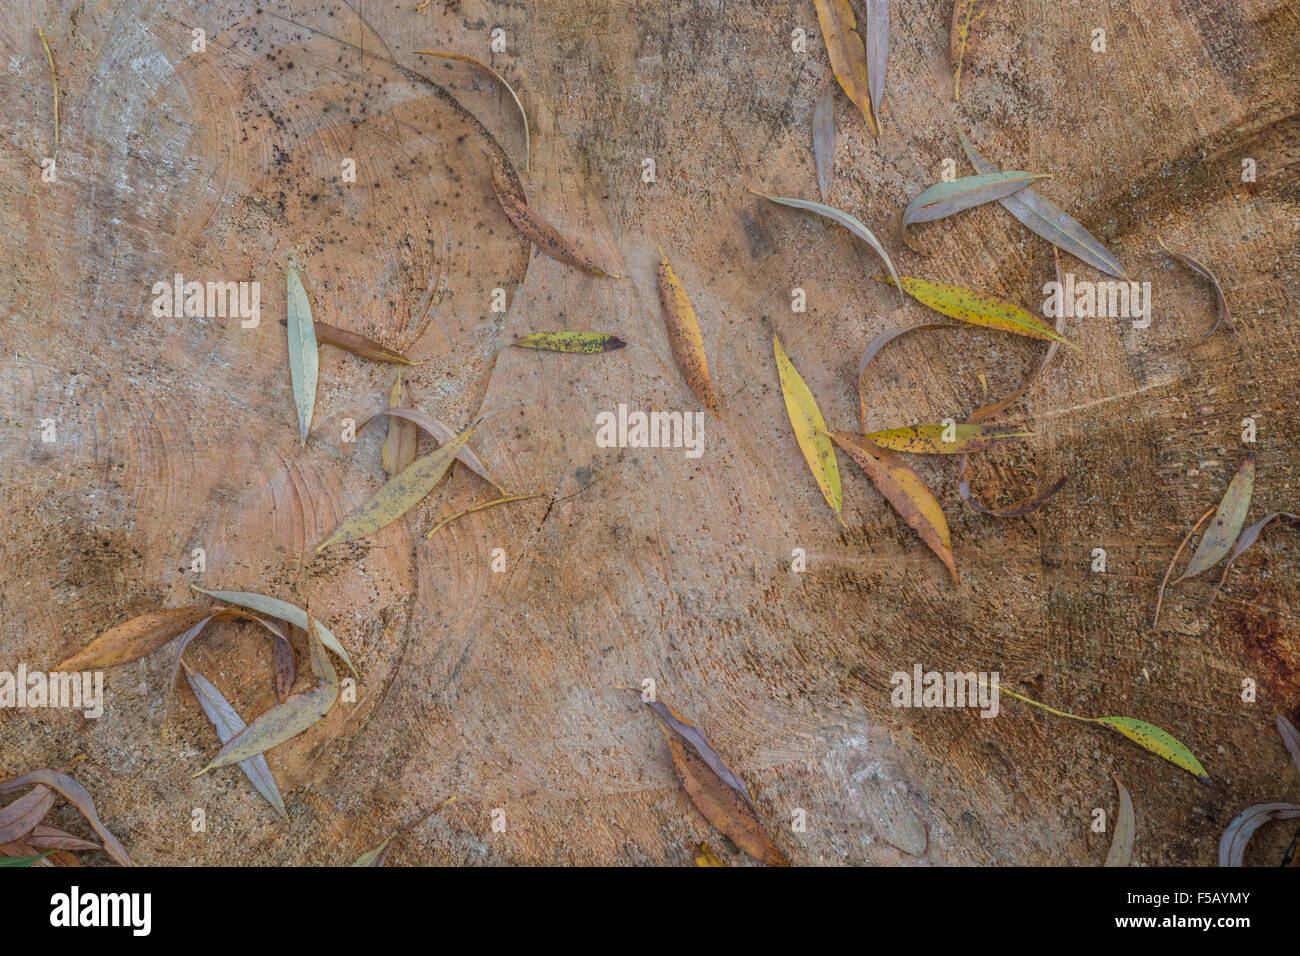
[902,171,1048,245]
[313,320,415,365]
[640,698,753,801]
[1152,506,1216,627]
[1156,235,1232,337]
[488,152,619,276]
[195,627,339,775]
[950,0,982,100]
[827,431,959,585]
[1219,803,1300,867]
[414,51,530,171]
[774,333,842,523]
[1173,453,1255,583]
[56,605,210,671]
[316,422,477,551]
[863,423,1031,455]
[183,662,287,818]
[367,406,503,491]
[753,192,902,297]
[424,493,542,539]
[694,842,726,866]
[864,0,889,132]
[1095,717,1208,779]
[1212,511,1300,603]
[1104,777,1134,866]
[0,770,133,866]
[0,851,53,867]
[511,331,627,353]
[957,127,1127,279]
[286,263,319,447]
[812,75,835,202]
[192,587,357,680]
[350,796,456,867]
[884,276,1074,345]
[813,0,877,134]
[38,27,58,154]
[380,371,417,479]
[272,633,295,704]
[958,470,1068,518]
[0,785,56,844]
[657,250,719,411]
[25,825,101,853]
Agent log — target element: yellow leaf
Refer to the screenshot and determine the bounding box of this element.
[1096,716,1209,779]
[863,423,1031,455]
[883,276,1075,346]
[813,0,878,135]
[657,250,718,411]
[773,334,842,523]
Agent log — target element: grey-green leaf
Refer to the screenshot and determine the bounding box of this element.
[812,77,835,203]
[1174,452,1255,583]
[957,127,1128,279]
[191,587,356,679]
[1103,777,1134,866]
[183,663,287,818]
[368,407,502,493]
[287,263,319,447]
[903,171,1047,230]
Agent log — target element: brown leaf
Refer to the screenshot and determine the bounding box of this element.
[273,633,295,703]
[487,152,619,277]
[0,785,56,844]
[950,0,985,101]
[25,824,102,853]
[56,605,211,671]
[657,250,718,411]
[664,732,788,867]
[380,371,417,478]
[0,771,133,866]
[814,0,878,135]
[314,320,415,365]
[828,431,959,585]
[1156,235,1232,337]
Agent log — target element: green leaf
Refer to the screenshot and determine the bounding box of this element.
[0,851,53,867]
[774,334,842,522]
[882,275,1075,346]
[903,171,1048,231]
[511,332,627,353]
[1096,716,1209,779]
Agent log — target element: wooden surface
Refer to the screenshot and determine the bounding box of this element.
[1,0,1298,865]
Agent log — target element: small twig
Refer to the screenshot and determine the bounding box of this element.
[38,28,59,157]
[423,492,542,539]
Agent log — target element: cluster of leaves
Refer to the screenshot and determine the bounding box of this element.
[0,766,132,867]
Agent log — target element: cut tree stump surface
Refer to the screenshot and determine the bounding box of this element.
[1,0,1298,865]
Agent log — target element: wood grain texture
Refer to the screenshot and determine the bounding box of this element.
[1,0,1298,867]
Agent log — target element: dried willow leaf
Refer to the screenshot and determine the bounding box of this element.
[26,825,101,853]
[664,731,788,867]
[1152,506,1215,627]
[272,634,295,703]
[369,407,502,491]
[753,192,902,297]
[56,605,210,671]
[512,331,626,353]
[811,76,835,203]
[864,0,888,130]
[350,796,456,867]
[381,371,418,479]
[425,493,542,539]
[1173,453,1254,584]
[317,422,477,551]
[196,628,338,775]
[641,698,752,801]
[950,0,981,101]
[1213,511,1300,602]
[957,127,1127,279]
[1104,777,1134,867]
[959,469,1067,518]
[488,152,620,276]
[414,50,530,171]
[902,171,1047,238]
[0,786,56,844]
[657,251,718,411]
[38,28,59,154]
[884,276,1074,345]
[863,424,1031,455]
[192,587,357,680]
[1156,236,1232,337]
[694,842,726,866]
[1279,715,1300,777]
[828,431,959,585]
[774,333,842,523]
[813,0,877,135]
[183,663,287,818]
[286,263,319,447]
[0,771,133,866]
[1219,803,1300,867]
[313,321,415,365]
[857,323,959,431]
[1095,716,1208,779]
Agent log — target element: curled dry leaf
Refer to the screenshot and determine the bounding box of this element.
[425,493,542,539]
[1173,453,1255,584]
[864,0,888,131]
[812,75,835,203]
[657,250,718,411]
[313,320,415,365]
[368,406,502,491]
[774,333,842,523]
[1155,236,1232,337]
[316,422,477,552]
[1219,803,1300,867]
[26,825,101,853]
[512,331,627,353]
[195,627,339,775]
[381,371,418,479]
[640,697,752,800]
[487,152,620,277]
[863,423,1031,455]
[286,263,319,447]
[0,785,56,844]
[183,662,287,818]
[883,276,1074,345]
[0,770,133,866]
[949,0,982,101]
[958,469,1068,518]
[192,587,357,680]
[957,127,1127,279]
[902,171,1048,245]
[1152,506,1216,628]
[414,50,529,171]
[1212,511,1300,603]
[1104,777,1134,867]
[813,0,877,135]
[828,431,959,585]
[753,191,902,297]
[56,605,210,671]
